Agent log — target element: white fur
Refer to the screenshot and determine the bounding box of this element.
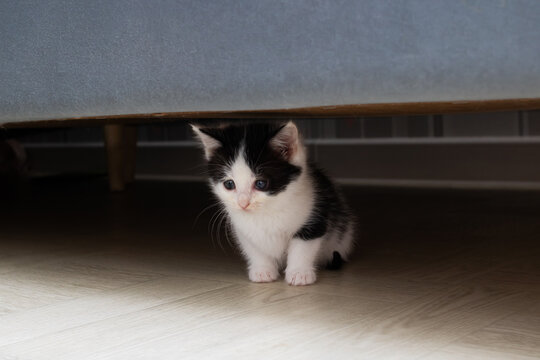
[285,237,322,285]
[215,151,315,274]
[318,222,356,265]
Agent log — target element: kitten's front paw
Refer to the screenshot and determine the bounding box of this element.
[248,267,279,283]
[285,268,317,286]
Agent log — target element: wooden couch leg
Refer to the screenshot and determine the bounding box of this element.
[104,124,137,191]
[123,125,137,184]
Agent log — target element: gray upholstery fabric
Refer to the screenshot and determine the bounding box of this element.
[1,0,539,123]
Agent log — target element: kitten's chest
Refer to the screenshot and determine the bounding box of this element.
[231,212,296,240]
[229,203,309,258]
[231,194,310,237]
[231,216,291,259]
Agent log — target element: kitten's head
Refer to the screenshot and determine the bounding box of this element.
[192,121,306,213]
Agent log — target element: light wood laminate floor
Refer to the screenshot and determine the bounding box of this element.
[1,177,540,359]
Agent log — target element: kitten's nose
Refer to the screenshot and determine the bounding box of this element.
[237,194,250,209]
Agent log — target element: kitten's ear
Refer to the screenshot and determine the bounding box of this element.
[270,121,301,162]
[191,125,221,160]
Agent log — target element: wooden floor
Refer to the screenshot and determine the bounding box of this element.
[1,176,540,359]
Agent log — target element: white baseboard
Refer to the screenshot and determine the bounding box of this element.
[24,140,540,189]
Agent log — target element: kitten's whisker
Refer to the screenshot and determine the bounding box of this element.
[210,208,226,250]
[224,218,234,249]
[212,209,221,250]
[216,211,228,253]
[208,208,224,249]
[215,209,229,253]
[193,202,221,229]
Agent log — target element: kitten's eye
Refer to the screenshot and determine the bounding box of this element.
[223,180,235,190]
[254,179,268,191]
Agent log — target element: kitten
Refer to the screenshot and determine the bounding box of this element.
[192,121,354,285]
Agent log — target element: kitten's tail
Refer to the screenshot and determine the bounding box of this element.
[326,251,344,270]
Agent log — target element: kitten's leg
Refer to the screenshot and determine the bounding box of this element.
[238,238,280,283]
[285,237,322,286]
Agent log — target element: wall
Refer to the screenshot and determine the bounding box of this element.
[17,110,540,188]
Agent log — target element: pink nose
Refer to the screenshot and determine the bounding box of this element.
[238,194,250,209]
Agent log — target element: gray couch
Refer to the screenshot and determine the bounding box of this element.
[1,0,539,125]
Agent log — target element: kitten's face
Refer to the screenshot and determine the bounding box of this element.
[192,122,304,213]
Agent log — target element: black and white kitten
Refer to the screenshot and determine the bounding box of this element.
[192,121,354,286]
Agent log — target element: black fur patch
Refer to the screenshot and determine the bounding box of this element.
[326,251,344,270]
[294,164,351,241]
[199,122,301,195]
